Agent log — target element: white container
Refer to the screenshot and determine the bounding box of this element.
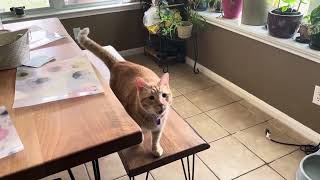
[241,0,269,26]
[296,150,320,180]
[0,29,29,70]
[177,21,193,39]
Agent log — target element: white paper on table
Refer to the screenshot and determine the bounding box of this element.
[13,55,104,108]
[28,25,66,50]
[0,106,24,160]
[22,52,55,68]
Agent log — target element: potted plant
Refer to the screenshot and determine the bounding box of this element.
[242,0,270,25]
[267,0,308,38]
[208,0,222,12]
[177,7,206,39]
[308,5,320,50]
[159,8,182,39]
[222,0,243,19]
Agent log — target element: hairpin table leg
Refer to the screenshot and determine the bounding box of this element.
[180,154,196,180]
[145,171,150,180]
[92,159,101,180]
[67,169,75,180]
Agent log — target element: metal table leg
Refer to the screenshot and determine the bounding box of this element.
[92,159,101,180]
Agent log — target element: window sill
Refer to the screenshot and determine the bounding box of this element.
[2,2,141,24]
[199,11,320,64]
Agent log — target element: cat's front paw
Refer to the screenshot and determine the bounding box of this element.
[152,145,163,157]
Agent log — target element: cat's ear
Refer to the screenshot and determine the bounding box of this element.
[136,77,148,92]
[159,73,169,86]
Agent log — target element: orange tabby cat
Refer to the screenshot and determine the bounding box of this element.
[78,28,172,157]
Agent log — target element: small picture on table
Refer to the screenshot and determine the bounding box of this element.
[0,106,24,159]
[13,55,104,108]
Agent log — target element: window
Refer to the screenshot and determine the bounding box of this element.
[308,0,320,13]
[0,0,50,12]
[64,0,113,6]
[0,0,124,14]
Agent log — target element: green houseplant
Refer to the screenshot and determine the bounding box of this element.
[308,5,320,50]
[159,8,182,38]
[177,6,206,39]
[267,0,308,38]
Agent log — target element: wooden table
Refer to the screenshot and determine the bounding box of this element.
[0,18,142,180]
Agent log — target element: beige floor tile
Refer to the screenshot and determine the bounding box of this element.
[86,153,126,180]
[207,101,270,133]
[270,150,306,180]
[186,113,229,142]
[127,54,159,70]
[116,173,154,180]
[268,119,313,144]
[198,136,264,180]
[185,86,240,112]
[40,165,89,180]
[151,156,218,180]
[239,101,272,121]
[171,88,182,97]
[234,122,298,163]
[235,165,284,180]
[172,96,202,118]
[170,73,217,95]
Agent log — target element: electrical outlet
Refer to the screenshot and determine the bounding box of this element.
[73,27,81,41]
[312,85,320,106]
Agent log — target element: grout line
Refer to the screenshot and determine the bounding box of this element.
[230,164,266,180]
[267,164,288,180]
[150,172,156,180]
[231,136,268,164]
[195,154,221,180]
[232,133,299,166]
[267,148,302,164]
[84,163,93,180]
[207,134,232,144]
[229,119,271,135]
[113,175,127,180]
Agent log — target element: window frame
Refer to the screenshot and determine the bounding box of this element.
[0,0,124,18]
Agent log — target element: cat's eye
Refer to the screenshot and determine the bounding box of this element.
[149,95,155,100]
[162,93,167,98]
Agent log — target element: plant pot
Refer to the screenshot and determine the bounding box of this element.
[222,0,243,19]
[196,1,208,11]
[177,21,193,39]
[310,33,320,50]
[242,0,269,25]
[267,9,303,38]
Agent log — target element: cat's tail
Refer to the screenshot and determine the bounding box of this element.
[77,28,117,69]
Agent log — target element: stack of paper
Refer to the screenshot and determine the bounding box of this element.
[28,25,66,50]
[0,106,24,159]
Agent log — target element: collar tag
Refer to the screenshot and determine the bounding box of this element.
[156,119,161,125]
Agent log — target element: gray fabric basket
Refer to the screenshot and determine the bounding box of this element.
[0,29,29,70]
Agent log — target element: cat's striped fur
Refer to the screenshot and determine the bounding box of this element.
[78,28,172,157]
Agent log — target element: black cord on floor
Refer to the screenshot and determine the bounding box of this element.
[265,129,320,155]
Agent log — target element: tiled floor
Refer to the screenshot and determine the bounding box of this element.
[41,54,308,180]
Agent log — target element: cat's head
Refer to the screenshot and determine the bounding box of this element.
[136,73,172,116]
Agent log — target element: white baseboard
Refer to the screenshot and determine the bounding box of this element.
[186,57,320,143]
[119,47,144,57]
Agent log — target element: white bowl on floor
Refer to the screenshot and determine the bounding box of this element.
[296,150,320,180]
